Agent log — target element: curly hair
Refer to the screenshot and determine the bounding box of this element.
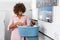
[13,3,26,15]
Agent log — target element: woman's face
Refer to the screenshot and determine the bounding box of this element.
[18,11,23,16]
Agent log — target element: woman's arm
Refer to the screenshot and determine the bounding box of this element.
[9,22,24,30]
[9,23,17,30]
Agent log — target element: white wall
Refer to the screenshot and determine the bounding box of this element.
[53,6,60,40]
[0,11,5,40]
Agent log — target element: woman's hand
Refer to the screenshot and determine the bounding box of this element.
[9,22,24,30]
[15,22,24,26]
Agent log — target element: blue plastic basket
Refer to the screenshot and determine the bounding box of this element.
[28,36,38,40]
[18,26,39,37]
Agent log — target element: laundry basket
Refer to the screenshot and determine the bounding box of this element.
[18,26,39,37]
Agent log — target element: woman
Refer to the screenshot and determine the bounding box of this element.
[8,3,31,40]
